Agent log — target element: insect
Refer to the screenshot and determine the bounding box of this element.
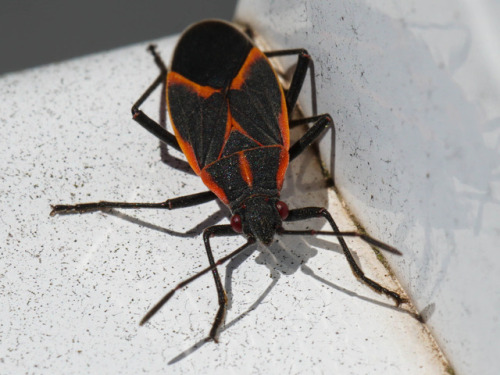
[51,20,406,341]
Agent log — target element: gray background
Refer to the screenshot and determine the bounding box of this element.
[0,0,236,75]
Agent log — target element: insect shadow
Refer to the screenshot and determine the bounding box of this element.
[167,233,416,365]
[102,205,226,238]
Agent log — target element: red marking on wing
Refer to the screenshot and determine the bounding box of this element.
[230,47,262,91]
[199,169,229,204]
[219,108,234,157]
[174,134,201,176]
[277,91,289,150]
[229,117,261,144]
[276,147,289,191]
[167,71,220,99]
[238,152,253,187]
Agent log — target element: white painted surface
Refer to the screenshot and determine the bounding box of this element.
[236,1,500,374]
[1,28,447,374]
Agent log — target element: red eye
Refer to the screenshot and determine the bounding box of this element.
[276,200,289,220]
[230,214,243,233]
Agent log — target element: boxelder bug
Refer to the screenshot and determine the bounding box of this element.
[51,20,407,341]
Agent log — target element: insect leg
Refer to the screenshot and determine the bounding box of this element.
[282,207,406,306]
[131,46,181,152]
[140,235,255,339]
[289,114,333,161]
[50,190,216,216]
[265,49,312,115]
[202,225,248,341]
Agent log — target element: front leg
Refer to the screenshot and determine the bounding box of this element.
[139,234,255,341]
[201,225,240,342]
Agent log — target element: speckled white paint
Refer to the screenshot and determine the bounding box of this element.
[236,1,500,374]
[1,25,447,375]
